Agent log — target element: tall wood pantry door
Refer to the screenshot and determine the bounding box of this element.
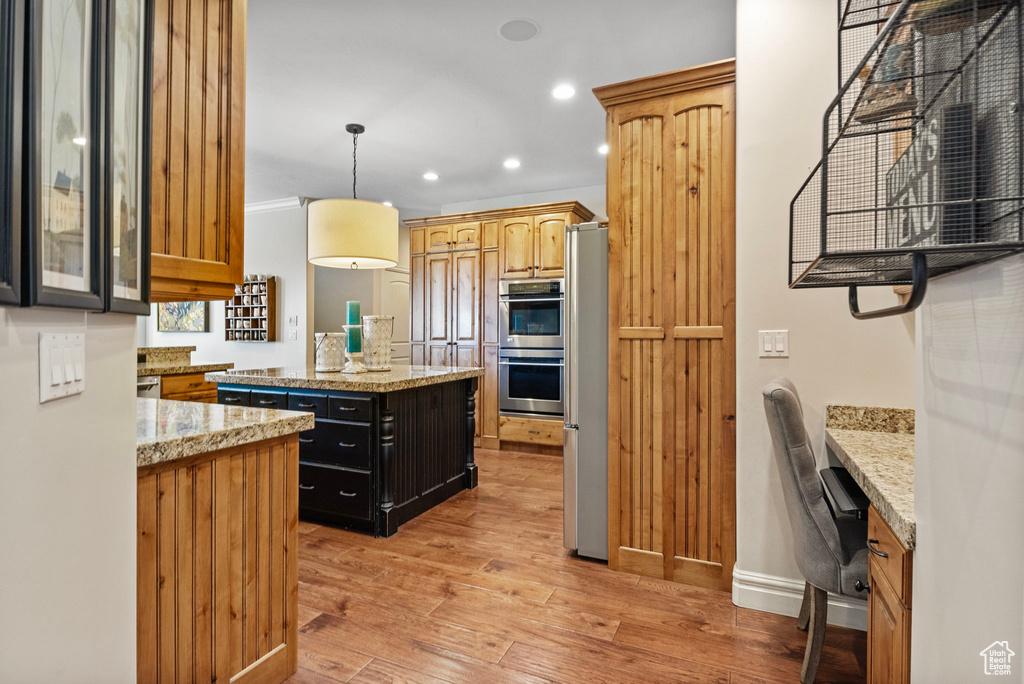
[603,63,736,591]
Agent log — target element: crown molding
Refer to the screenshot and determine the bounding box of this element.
[593,58,736,109]
[402,201,595,228]
[244,197,306,215]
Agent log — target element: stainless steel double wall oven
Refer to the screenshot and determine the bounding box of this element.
[498,279,564,417]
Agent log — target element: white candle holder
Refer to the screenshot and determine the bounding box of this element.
[341,324,367,374]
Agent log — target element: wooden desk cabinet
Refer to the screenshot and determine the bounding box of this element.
[867,505,913,684]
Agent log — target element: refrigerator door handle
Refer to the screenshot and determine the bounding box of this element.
[564,225,578,427]
[562,425,578,552]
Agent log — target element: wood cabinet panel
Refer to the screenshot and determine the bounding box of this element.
[600,61,736,590]
[150,0,247,302]
[425,253,451,344]
[410,227,425,255]
[499,415,563,446]
[481,249,499,345]
[452,252,479,345]
[425,225,452,253]
[138,435,298,683]
[500,217,534,279]
[480,345,500,448]
[161,371,218,398]
[410,255,425,344]
[868,505,912,605]
[868,559,910,684]
[427,344,450,367]
[482,220,499,250]
[452,222,482,251]
[534,214,567,278]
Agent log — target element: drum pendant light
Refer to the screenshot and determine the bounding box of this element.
[307,124,399,269]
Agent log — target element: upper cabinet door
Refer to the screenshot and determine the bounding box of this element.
[451,222,481,251]
[534,213,567,278]
[499,217,534,279]
[150,0,246,302]
[425,225,452,253]
[0,0,23,306]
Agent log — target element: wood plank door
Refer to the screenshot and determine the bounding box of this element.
[425,225,453,254]
[424,252,453,366]
[604,63,736,591]
[451,250,480,368]
[150,0,246,302]
[499,217,534,279]
[451,222,482,251]
[534,214,567,278]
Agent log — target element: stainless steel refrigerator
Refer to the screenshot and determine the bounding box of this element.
[563,222,608,560]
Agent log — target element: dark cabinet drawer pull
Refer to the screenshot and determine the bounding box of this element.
[339,442,356,448]
[298,484,315,490]
[339,491,357,497]
[299,438,315,444]
[867,539,889,558]
[223,397,240,403]
[528,430,540,434]
[258,400,277,406]
[297,403,316,409]
[335,406,356,412]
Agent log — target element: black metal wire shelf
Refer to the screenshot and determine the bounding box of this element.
[791,0,1024,318]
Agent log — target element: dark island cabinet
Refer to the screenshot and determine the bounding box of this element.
[216,378,479,536]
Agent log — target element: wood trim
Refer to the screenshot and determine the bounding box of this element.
[672,325,724,339]
[594,59,736,109]
[616,547,665,579]
[402,201,595,228]
[151,276,236,302]
[619,327,666,339]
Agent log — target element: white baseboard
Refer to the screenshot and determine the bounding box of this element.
[732,567,867,631]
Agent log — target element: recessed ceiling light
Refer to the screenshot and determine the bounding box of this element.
[72,137,87,146]
[423,172,439,181]
[552,84,575,100]
[598,143,609,155]
[499,19,540,42]
[382,201,393,207]
[503,158,521,169]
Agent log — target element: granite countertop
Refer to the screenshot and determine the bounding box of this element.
[138,345,196,354]
[138,361,235,377]
[137,398,314,467]
[825,404,916,549]
[206,364,485,392]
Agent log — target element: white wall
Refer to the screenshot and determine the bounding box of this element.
[140,203,314,370]
[0,308,137,682]
[440,184,606,223]
[912,255,1024,682]
[734,0,916,627]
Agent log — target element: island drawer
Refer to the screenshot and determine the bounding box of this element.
[868,505,912,605]
[328,396,372,422]
[217,388,250,406]
[298,463,372,521]
[251,390,288,410]
[289,392,329,418]
[298,419,371,470]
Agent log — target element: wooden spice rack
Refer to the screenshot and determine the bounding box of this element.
[225,276,276,342]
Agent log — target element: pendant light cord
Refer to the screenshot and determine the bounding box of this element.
[351,131,359,200]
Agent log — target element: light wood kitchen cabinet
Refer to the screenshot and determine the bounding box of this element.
[596,59,736,589]
[407,202,593,454]
[867,505,912,684]
[150,0,247,302]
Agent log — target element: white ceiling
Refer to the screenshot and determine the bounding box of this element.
[244,0,736,211]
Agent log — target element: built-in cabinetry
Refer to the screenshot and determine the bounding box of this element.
[867,505,912,684]
[160,371,219,403]
[149,0,247,302]
[406,202,593,452]
[596,60,737,588]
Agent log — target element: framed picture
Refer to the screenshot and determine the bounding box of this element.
[157,301,209,332]
[0,0,24,306]
[24,0,105,310]
[104,0,151,314]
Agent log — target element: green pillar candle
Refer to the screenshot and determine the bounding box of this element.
[346,326,362,353]
[346,300,361,326]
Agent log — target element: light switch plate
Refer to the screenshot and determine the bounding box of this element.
[287,315,298,327]
[288,329,297,340]
[758,330,789,358]
[39,333,85,402]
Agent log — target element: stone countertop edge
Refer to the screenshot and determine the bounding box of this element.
[826,404,915,433]
[138,362,235,377]
[137,398,315,468]
[826,428,916,550]
[205,365,485,392]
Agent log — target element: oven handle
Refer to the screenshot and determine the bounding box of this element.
[499,297,565,303]
[498,360,565,367]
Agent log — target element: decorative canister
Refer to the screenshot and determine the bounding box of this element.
[314,332,347,372]
[362,316,395,371]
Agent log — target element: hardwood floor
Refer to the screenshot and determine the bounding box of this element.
[287,448,867,683]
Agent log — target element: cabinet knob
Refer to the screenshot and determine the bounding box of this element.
[854,580,870,594]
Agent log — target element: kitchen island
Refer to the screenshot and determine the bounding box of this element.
[136,398,314,684]
[206,365,484,536]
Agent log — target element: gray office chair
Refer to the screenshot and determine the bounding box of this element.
[762,378,868,684]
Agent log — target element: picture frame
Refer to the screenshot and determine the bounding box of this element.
[104,0,152,314]
[157,301,209,333]
[0,0,24,306]
[23,0,106,311]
